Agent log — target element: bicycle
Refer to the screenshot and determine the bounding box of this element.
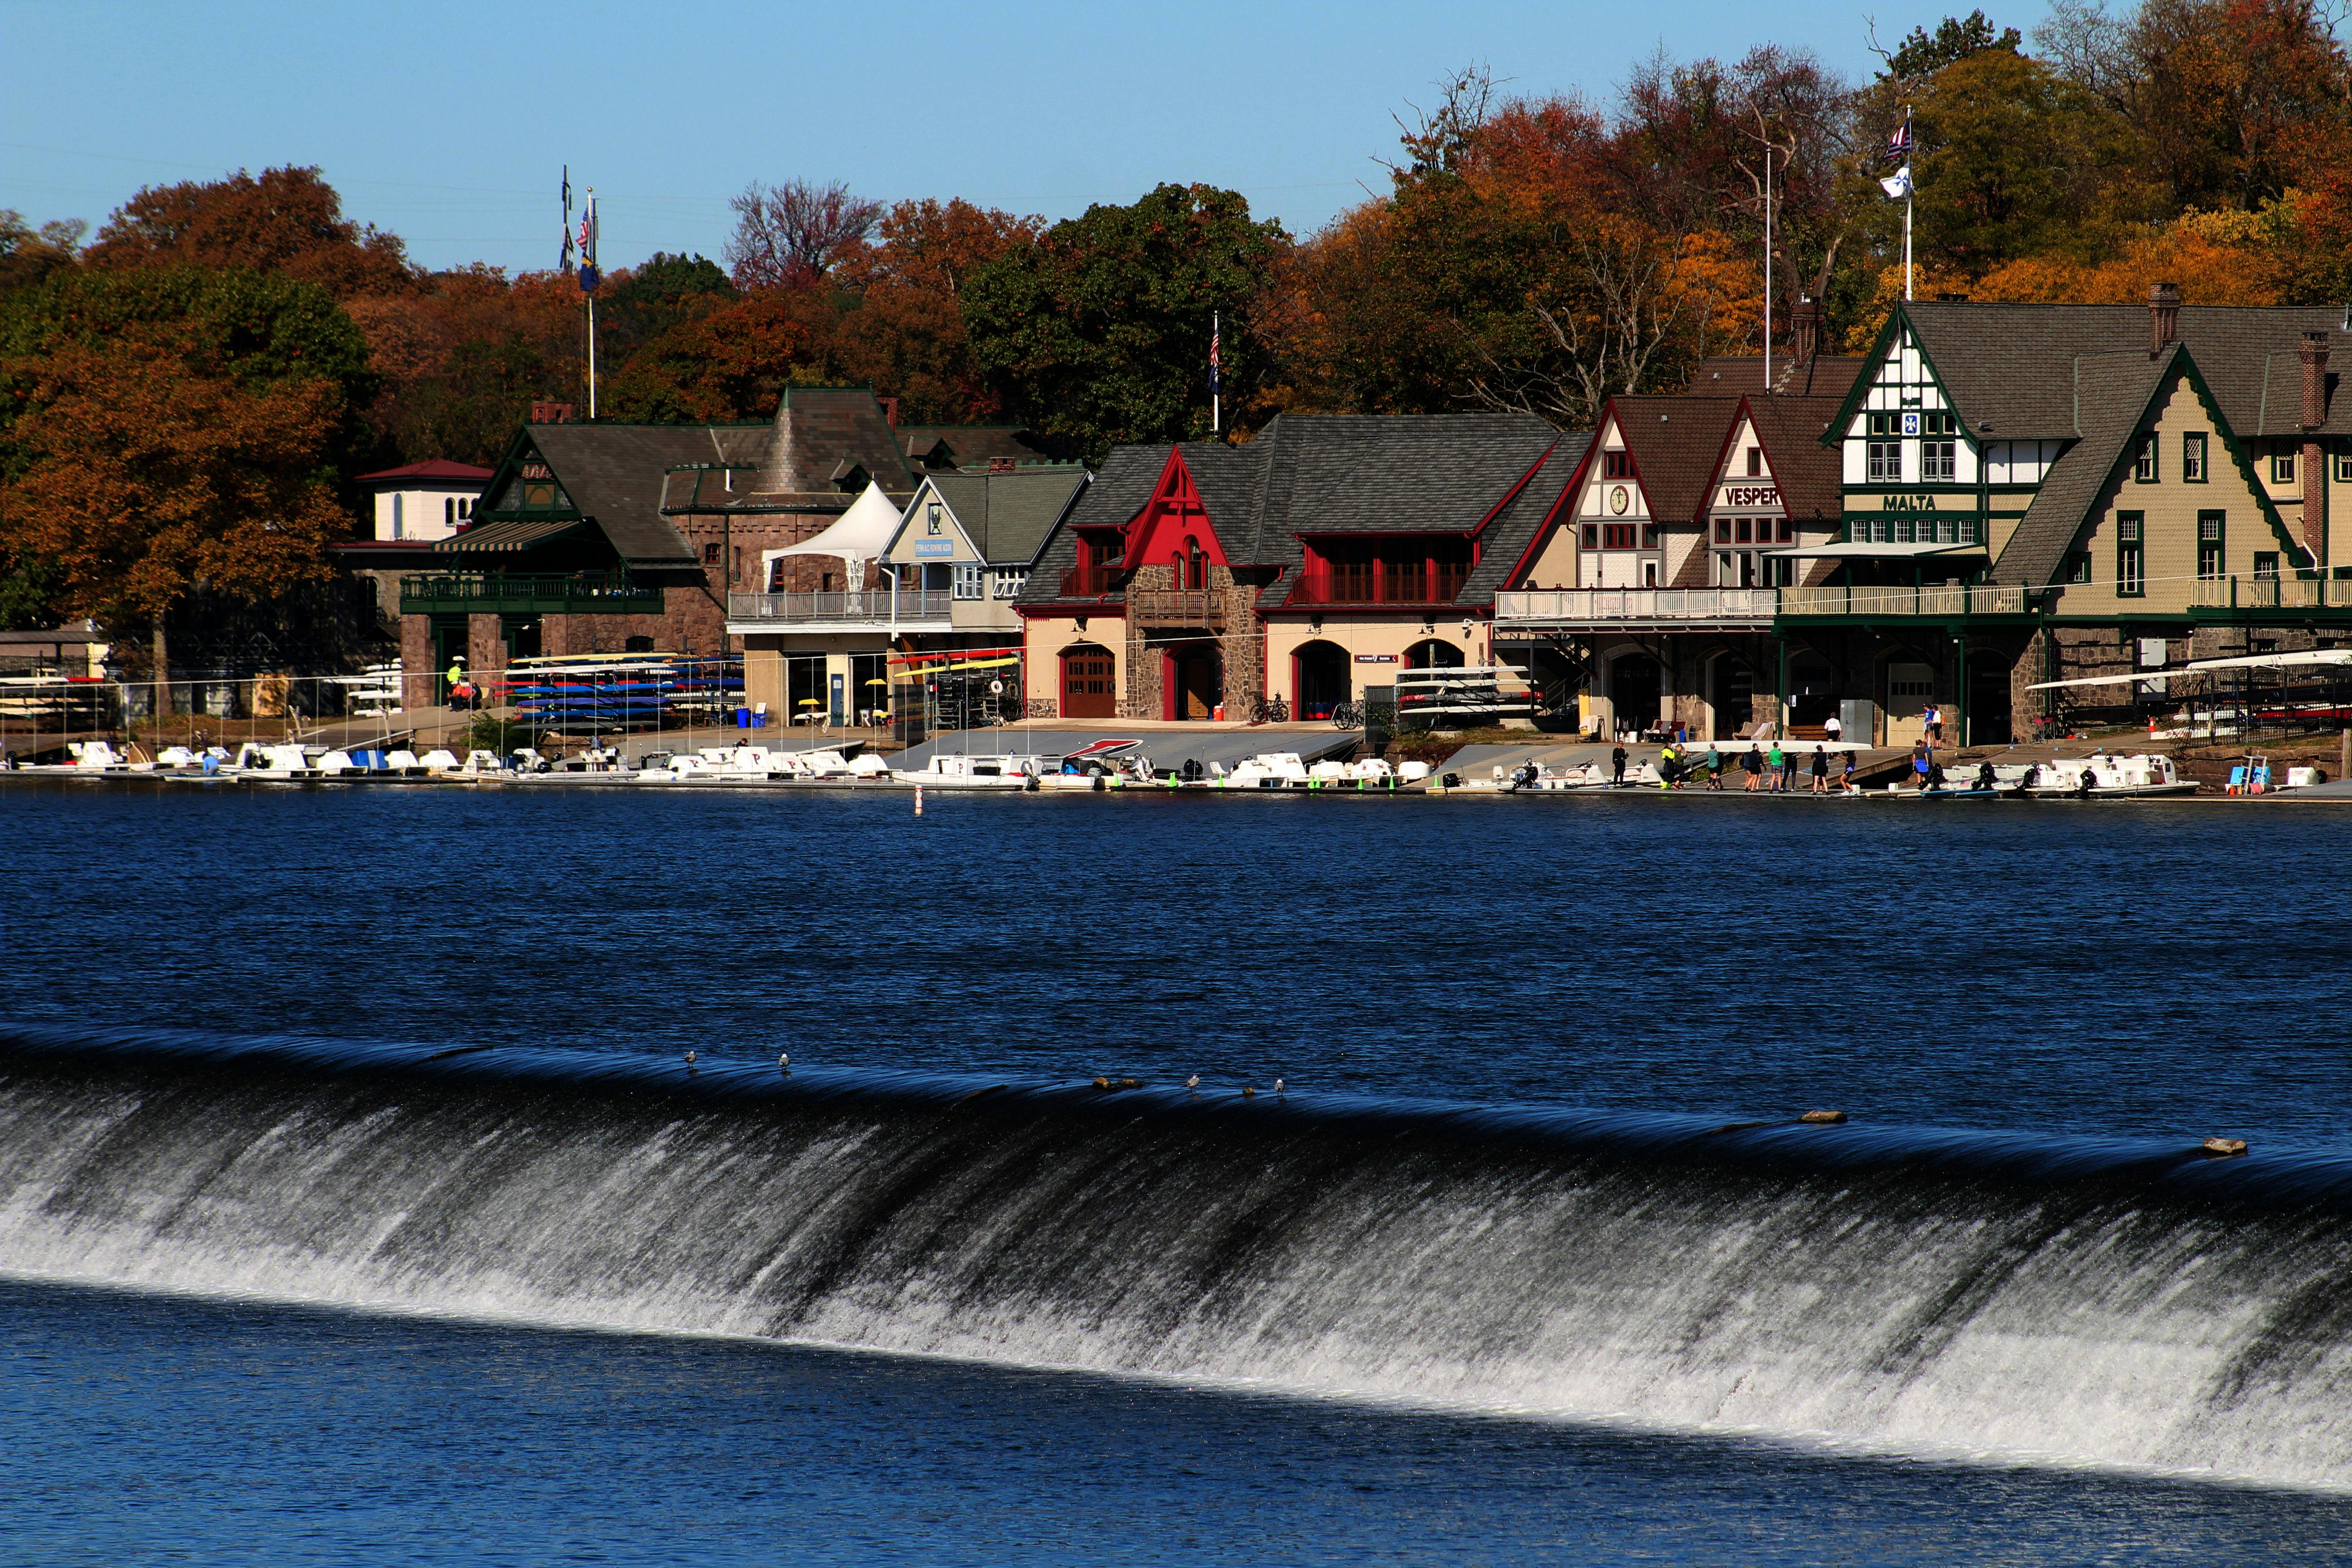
[1246,694,1291,724]
[1331,701,1363,729]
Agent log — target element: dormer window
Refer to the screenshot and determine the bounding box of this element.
[1603,451,1632,479]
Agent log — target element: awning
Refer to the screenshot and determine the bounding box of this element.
[779,480,903,565]
[435,517,592,554]
[1764,541,1988,559]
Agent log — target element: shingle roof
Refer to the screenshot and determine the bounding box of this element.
[1743,395,1847,521]
[925,468,1091,566]
[1014,412,1571,612]
[1686,356,1866,400]
[355,459,495,485]
[897,425,1050,470]
[519,425,770,566]
[1902,303,2351,438]
[1613,397,1744,525]
[1987,348,2176,587]
[1459,431,1591,604]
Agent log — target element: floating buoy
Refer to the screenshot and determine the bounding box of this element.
[2203,1136,2249,1156]
[1798,1108,1847,1124]
[1242,1085,1257,1098]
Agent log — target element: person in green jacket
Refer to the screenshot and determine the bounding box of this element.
[1766,740,1786,792]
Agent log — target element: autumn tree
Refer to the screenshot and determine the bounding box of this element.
[0,211,86,294]
[725,180,884,290]
[960,184,1289,461]
[0,268,376,706]
[602,291,832,422]
[83,166,415,299]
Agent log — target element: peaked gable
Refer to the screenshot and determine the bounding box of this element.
[1120,448,1236,570]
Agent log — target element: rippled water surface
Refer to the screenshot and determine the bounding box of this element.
[4,781,2352,1563]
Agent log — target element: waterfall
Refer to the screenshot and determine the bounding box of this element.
[5,1026,2350,1488]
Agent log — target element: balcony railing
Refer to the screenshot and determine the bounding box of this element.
[726,589,955,623]
[2190,576,2352,611]
[1492,583,2029,624]
[1493,588,1779,624]
[1058,566,1129,598]
[399,572,661,616]
[1130,588,1226,626]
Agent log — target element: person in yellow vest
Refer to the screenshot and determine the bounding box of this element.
[446,656,466,711]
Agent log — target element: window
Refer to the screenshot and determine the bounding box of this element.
[926,501,944,536]
[2197,512,2224,579]
[1640,523,1660,549]
[459,498,472,521]
[2337,449,2352,482]
[990,568,1029,599]
[1715,519,1733,543]
[1603,451,1632,479]
[390,494,404,540]
[2066,553,2092,584]
[702,542,722,565]
[1745,446,1763,477]
[1601,523,1638,549]
[1869,439,1901,483]
[2116,512,2144,596]
[1923,440,1956,482]
[1581,523,1601,549]
[2133,434,2158,483]
[952,563,985,600]
[1776,519,1795,544]
[2273,446,2297,485]
[2254,552,2280,580]
[1921,412,1960,436]
[2184,433,2207,482]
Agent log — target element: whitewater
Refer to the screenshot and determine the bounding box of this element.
[4,1025,2348,1491]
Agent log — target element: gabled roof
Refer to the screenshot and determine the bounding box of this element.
[355,459,495,486]
[1459,432,1591,604]
[1868,302,2350,440]
[486,425,769,566]
[1609,397,1744,525]
[1988,349,2178,587]
[897,425,1050,470]
[1014,412,1571,612]
[918,467,1091,566]
[1741,396,1847,521]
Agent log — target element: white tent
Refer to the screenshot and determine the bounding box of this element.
[769,480,904,594]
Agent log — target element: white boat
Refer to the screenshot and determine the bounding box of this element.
[418,748,463,774]
[231,742,322,780]
[1219,751,1311,789]
[1898,753,2195,799]
[896,752,1040,788]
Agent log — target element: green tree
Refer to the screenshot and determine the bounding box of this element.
[960,184,1289,461]
[0,211,86,294]
[1882,10,2023,79]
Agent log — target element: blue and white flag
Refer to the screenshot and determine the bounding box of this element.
[1880,165,1913,200]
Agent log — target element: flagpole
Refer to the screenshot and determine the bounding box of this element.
[1212,310,1220,435]
[585,187,599,421]
[1903,109,1914,303]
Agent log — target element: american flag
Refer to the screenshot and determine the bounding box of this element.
[1884,116,1913,164]
[1209,320,1220,397]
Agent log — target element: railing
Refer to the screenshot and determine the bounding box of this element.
[398,573,661,615]
[725,589,955,623]
[2190,576,2352,611]
[1493,588,1779,624]
[1058,566,1128,597]
[1129,588,1226,626]
[1289,575,1468,606]
[1493,584,2031,623]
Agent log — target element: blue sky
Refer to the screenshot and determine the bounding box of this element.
[2,0,2055,275]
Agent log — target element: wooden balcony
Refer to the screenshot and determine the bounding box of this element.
[1129,588,1227,627]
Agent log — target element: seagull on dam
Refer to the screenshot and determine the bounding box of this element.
[779,1051,790,1073]
[1185,1074,1200,1092]
[684,1051,698,1065]
[1274,1078,1285,1096]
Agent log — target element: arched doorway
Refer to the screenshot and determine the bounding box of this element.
[1059,642,1117,719]
[1403,639,1466,669]
[1610,652,1661,736]
[1166,641,1222,720]
[1292,640,1350,720]
[1710,653,1754,740]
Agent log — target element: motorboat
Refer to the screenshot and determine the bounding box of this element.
[1218,751,1310,789]
[1897,753,2195,799]
[232,742,323,780]
[896,752,1039,788]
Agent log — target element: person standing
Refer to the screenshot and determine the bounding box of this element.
[1912,738,1933,791]
[1842,752,1858,794]
[1926,702,1945,747]
[1742,743,1765,792]
[1705,745,1724,790]
[1824,710,1843,745]
[1779,744,1799,793]
[1810,745,1830,794]
[1766,739,1786,792]
[1611,742,1627,787]
[445,656,466,712]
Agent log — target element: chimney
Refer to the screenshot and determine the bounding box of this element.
[878,396,900,427]
[2302,331,2330,565]
[2148,282,2180,356]
[530,401,575,424]
[1791,297,1820,368]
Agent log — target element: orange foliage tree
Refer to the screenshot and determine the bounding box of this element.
[83,166,415,299]
[0,268,374,708]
